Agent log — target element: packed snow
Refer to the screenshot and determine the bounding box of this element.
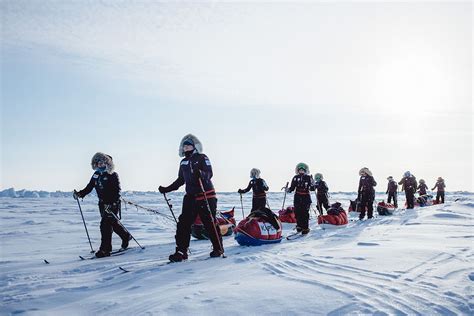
[1,190,473,315]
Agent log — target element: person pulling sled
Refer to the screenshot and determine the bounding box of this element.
[386,176,398,208]
[432,177,446,204]
[73,153,131,258]
[314,173,330,215]
[287,163,315,234]
[159,134,224,262]
[399,171,418,209]
[357,167,377,220]
[238,168,269,211]
[417,179,429,196]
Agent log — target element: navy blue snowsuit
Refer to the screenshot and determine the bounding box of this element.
[358,175,377,219]
[78,171,129,252]
[432,180,446,203]
[239,178,269,211]
[386,180,398,208]
[417,183,428,196]
[315,180,330,214]
[288,174,315,230]
[161,151,222,253]
[399,176,418,209]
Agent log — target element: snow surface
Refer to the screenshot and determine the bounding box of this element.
[1,191,473,315]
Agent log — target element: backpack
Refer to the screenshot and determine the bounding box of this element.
[248,208,281,230]
[327,202,343,215]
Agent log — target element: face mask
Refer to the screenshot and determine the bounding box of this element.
[96,166,106,173]
[184,149,195,158]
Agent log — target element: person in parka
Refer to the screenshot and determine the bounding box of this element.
[73,153,131,258]
[399,171,418,209]
[357,167,377,220]
[314,173,330,215]
[287,163,315,234]
[386,176,398,208]
[431,177,446,203]
[238,168,269,211]
[417,179,429,196]
[159,134,223,262]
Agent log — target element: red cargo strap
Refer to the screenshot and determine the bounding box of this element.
[195,189,216,201]
[296,189,310,195]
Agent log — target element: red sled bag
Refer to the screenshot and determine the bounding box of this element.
[192,208,236,240]
[405,195,434,208]
[318,202,348,226]
[348,200,360,212]
[278,206,297,223]
[235,208,283,246]
[377,201,396,216]
[416,194,434,207]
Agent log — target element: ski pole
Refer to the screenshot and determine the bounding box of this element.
[104,205,145,250]
[239,193,245,219]
[266,199,271,210]
[281,182,289,211]
[197,177,226,258]
[75,198,94,253]
[313,191,322,216]
[163,193,178,224]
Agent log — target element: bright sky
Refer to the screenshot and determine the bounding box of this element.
[1,1,472,192]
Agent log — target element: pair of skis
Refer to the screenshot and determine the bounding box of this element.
[118,251,233,273]
[79,247,132,260]
[286,231,309,241]
[42,247,134,264]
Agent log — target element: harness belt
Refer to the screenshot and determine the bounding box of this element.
[195,189,216,201]
[296,189,310,195]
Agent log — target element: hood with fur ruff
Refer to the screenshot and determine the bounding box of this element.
[91,152,114,174]
[179,134,203,157]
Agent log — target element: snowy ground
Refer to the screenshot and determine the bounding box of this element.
[1,191,473,315]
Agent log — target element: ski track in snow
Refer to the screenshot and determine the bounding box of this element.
[0,192,473,315]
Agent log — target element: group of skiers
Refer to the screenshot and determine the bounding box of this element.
[74,134,224,261]
[387,172,446,209]
[73,133,446,260]
[238,163,331,235]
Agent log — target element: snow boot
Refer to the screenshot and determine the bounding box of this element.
[169,248,188,262]
[95,249,111,258]
[121,233,132,250]
[210,249,223,258]
[296,226,303,233]
[302,228,310,235]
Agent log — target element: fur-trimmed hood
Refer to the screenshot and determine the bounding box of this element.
[250,168,261,179]
[179,134,203,157]
[295,162,310,175]
[91,152,114,174]
[359,167,372,177]
[314,173,323,180]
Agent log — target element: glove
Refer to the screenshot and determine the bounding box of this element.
[238,189,244,194]
[158,186,167,194]
[73,190,80,200]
